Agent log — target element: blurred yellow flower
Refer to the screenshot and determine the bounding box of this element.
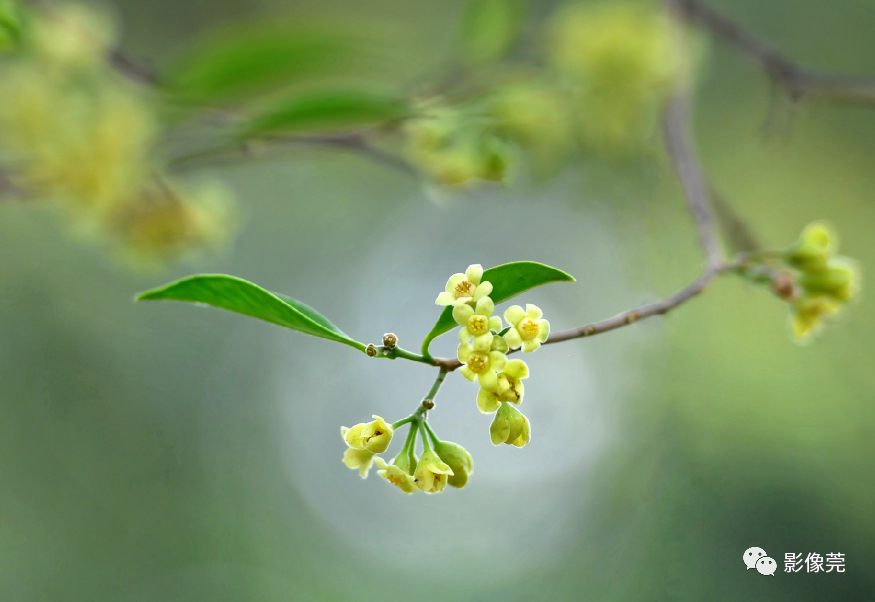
[374,455,418,494]
[412,449,453,494]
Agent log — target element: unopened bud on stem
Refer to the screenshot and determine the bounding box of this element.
[382,333,398,349]
[366,344,378,357]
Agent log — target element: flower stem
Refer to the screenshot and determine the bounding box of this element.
[423,421,441,446]
[400,422,417,455]
[424,368,448,402]
[407,425,418,470]
[387,347,433,364]
[419,422,431,452]
[391,416,415,429]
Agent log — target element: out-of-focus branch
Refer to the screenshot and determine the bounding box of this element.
[662,91,724,269]
[169,132,419,176]
[711,188,760,253]
[667,0,875,104]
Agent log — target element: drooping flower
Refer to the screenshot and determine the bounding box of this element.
[455,295,502,349]
[413,449,454,494]
[476,359,529,414]
[457,342,507,391]
[435,264,493,307]
[799,257,861,303]
[433,440,474,489]
[341,423,367,449]
[784,221,836,273]
[489,402,531,448]
[374,454,418,494]
[360,415,394,453]
[788,297,841,343]
[503,304,550,352]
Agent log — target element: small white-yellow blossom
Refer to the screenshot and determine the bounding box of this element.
[435,264,493,307]
[490,402,531,448]
[503,304,550,353]
[374,455,418,494]
[454,295,502,349]
[413,449,454,494]
[457,343,507,391]
[360,415,394,453]
[476,359,529,414]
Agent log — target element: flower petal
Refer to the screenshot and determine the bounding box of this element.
[478,369,498,391]
[451,297,474,306]
[489,351,507,372]
[538,319,550,342]
[525,304,543,320]
[477,388,500,414]
[466,264,484,285]
[503,359,529,380]
[460,366,477,382]
[458,327,472,344]
[488,316,503,331]
[521,339,541,353]
[474,295,494,317]
[445,273,465,293]
[504,327,522,349]
[457,343,473,363]
[435,291,455,306]
[453,303,474,326]
[472,332,494,352]
[473,281,493,301]
[504,305,526,327]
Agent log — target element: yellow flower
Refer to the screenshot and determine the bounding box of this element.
[788,297,841,343]
[342,448,375,478]
[360,415,394,454]
[432,441,474,489]
[503,304,550,352]
[29,3,117,72]
[413,449,454,494]
[341,423,367,449]
[457,342,507,391]
[454,295,502,349]
[476,359,529,414]
[489,402,531,448]
[799,257,861,303]
[436,264,493,306]
[374,454,418,494]
[784,221,836,273]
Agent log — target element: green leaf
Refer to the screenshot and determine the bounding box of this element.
[421,261,574,356]
[137,274,366,351]
[162,23,370,104]
[457,0,526,66]
[241,88,410,136]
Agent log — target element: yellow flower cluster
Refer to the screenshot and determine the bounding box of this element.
[0,3,235,266]
[340,417,473,495]
[782,222,861,342]
[438,264,549,447]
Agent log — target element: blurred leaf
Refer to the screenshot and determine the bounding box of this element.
[421,261,574,355]
[458,0,526,66]
[162,23,367,104]
[0,0,21,51]
[241,88,410,136]
[137,274,366,351]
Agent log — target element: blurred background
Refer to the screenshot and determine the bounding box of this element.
[1,0,874,600]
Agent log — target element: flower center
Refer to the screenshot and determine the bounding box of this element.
[467,353,489,374]
[519,317,539,340]
[467,315,488,335]
[498,376,522,403]
[454,280,474,299]
[389,475,403,486]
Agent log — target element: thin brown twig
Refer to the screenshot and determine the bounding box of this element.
[668,0,875,104]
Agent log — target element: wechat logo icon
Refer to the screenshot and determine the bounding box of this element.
[744,547,776,576]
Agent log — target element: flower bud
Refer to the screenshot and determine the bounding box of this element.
[490,402,531,447]
[433,440,474,488]
[366,344,378,357]
[413,449,454,494]
[382,333,398,349]
[799,257,861,302]
[360,415,394,453]
[784,221,836,272]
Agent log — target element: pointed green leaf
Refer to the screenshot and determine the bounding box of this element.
[457,0,526,66]
[137,274,366,351]
[241,88,410,136]
[162,23,373,104]
[421,261,574,356]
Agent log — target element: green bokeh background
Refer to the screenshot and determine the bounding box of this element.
[2,0,874,600]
